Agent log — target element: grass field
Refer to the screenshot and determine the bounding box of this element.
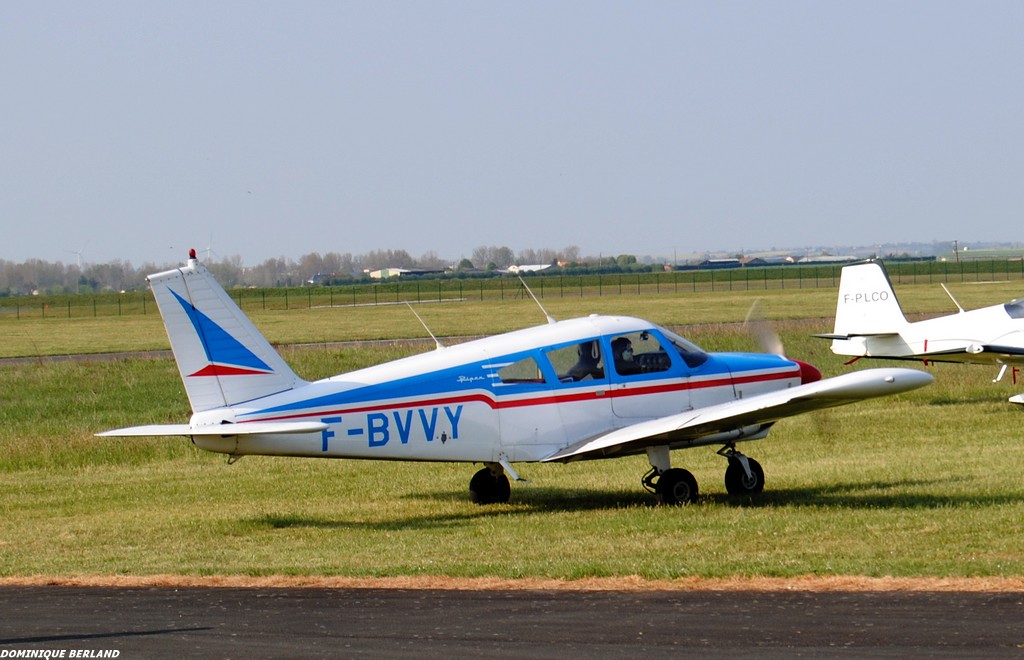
[1,282,1023,581]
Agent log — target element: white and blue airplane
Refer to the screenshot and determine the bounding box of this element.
[99,250,933,505]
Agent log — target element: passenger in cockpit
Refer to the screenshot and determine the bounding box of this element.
[567,340,604,380]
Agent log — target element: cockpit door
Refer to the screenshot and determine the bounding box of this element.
[607,329,691,419]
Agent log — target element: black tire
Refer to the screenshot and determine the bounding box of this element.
[469,467,511,505]
[655,468,699,505]
[724,457,765,496]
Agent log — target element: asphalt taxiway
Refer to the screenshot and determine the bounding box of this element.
[1,586,1022,658]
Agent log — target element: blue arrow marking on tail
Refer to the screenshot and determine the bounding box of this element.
[171,289,273,373]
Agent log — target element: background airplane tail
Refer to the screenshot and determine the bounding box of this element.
[833,261,909,336]
[148,252,305,413]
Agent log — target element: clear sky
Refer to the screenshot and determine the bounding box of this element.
[3,1,1023,266]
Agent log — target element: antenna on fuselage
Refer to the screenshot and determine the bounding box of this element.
[940,283,965,313]
[405,303,444,350]
[517,275,556,324]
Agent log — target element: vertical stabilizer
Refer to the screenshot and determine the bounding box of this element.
[148,253,305,412]
[833,261,908,336]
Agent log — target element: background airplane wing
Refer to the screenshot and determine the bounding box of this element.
[96,420,329,437]
[542,368,932,463]
[977,345,1024,358]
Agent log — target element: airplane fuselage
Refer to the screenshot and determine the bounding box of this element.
[831,302,1024,365]
[191,315,805,463]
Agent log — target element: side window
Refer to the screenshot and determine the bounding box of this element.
[547,340,605,382]
[496,356,545,384]
[610,331,672,377]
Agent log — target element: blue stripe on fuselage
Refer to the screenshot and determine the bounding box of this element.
[236,348,795,421]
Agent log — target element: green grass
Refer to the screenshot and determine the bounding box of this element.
[1,287,1023,580]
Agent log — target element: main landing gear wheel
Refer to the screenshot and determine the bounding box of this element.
[724,456,765,496]
[469,465,511,505]
[655,468,699,506]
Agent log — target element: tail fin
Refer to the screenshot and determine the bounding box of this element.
[148,252,305,412]
[833,261,909,336]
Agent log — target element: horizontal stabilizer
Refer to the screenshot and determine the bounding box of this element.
[813,332,900,340]
[96,420,329,438]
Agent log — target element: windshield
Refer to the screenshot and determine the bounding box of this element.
[657,326,710,368]
[1005,299,1024,319]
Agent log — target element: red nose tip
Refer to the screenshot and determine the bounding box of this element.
[796,360,822,384]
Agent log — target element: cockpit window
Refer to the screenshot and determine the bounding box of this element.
[1005,300,1024,319]
[610,331,672,376]
[496,356,545,384]
[659,327,710,368]
[548,340,605,382]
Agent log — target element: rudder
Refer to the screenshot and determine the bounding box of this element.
[833,261,908,336]
[148,252,305,412]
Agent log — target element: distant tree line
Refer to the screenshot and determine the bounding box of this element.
[0,245,669,296]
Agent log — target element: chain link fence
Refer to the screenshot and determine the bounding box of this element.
[2,259,1022,320]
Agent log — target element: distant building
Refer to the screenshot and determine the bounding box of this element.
[505,264,552,274]
[366,267,410,279]
[795,255,857,264]
[698,258,742,269]
[365,267,446,279]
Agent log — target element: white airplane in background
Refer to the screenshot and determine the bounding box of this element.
[99,250,932,505]
[818,260,1024,403]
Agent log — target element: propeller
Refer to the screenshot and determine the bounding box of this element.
[745,300,837,438]
[744,299,784,356]
[744,298,821,384]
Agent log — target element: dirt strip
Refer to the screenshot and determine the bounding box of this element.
[2,575,1023,592]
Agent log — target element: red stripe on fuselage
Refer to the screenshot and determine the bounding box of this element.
[190,364,272,377]
[243,367,800,424]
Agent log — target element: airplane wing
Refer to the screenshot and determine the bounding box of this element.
[974,345,1024,358]
[542,368,933,463]
[96,420,329,438]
